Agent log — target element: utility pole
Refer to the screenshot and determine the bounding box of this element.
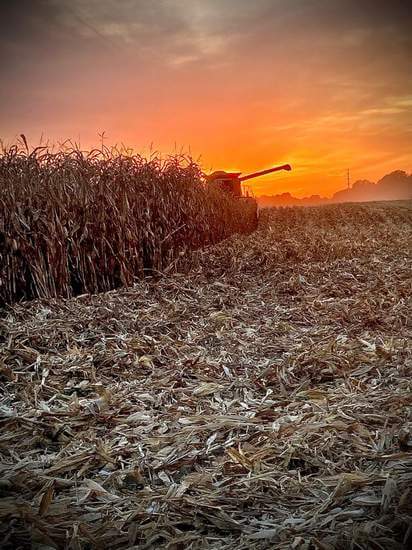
[347,169,351,189]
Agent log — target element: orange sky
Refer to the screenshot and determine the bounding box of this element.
[1,0,411,197]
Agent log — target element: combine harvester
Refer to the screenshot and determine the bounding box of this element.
[206,163,292,198]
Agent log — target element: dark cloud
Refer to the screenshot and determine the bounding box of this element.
[309,0,412,28]
[2,1,410,51]
[1,1,410,73]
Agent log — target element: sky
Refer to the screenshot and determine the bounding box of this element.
[1,0,411,197]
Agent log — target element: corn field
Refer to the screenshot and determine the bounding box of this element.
[1,201,411,549]
[0,145,257,305]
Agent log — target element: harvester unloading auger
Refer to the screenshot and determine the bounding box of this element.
[206,164,292,198]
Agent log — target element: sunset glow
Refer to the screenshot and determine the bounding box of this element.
[1,0,411,197]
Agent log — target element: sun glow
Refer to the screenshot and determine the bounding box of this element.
[1,1,411,198]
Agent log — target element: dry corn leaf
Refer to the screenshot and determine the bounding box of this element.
[1,201,411,549]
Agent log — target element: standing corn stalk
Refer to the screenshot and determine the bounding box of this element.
[0,144,257,305]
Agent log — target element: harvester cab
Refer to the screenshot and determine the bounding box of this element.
[206,164,292,198]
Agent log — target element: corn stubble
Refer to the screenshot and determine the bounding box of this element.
[0,145,257,305]
[0,201,411,549]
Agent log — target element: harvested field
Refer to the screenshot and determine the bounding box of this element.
[1,201,411,549]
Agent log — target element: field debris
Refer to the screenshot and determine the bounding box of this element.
[1,202,411,549]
